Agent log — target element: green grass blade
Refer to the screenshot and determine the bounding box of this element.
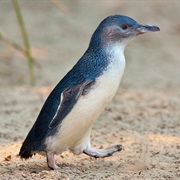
[12,0,35,86]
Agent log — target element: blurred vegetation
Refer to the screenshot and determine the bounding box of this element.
[0,0,35,86]
[0,0,69,86]
[49,0,69,13]
[12,0,35,86]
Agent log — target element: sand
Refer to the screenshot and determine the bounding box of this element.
[0,1,180,179]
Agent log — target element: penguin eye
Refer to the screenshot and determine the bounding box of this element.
[121,24,131,30]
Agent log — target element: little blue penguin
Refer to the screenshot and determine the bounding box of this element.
[19,14,160,170]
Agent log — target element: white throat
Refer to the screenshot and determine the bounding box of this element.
[104,43,126,76]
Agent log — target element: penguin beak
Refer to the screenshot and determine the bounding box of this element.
[134,24,160,34]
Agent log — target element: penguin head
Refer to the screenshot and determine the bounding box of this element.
[90,15,160,47]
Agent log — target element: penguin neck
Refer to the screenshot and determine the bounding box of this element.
[81,41,126,79]
[86,41,126,70]
[104,42,126,56]
[88,39,126,58]
[103,42,126,67]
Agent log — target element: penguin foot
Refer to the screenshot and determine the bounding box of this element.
[46,152,60,170]
[83,144,122,158]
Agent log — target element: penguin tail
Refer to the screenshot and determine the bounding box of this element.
[19,143,34,159]
[19,122,46,159]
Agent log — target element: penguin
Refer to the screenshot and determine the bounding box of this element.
[19,14,160,170]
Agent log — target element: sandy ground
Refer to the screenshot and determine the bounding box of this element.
[0,1,180,179]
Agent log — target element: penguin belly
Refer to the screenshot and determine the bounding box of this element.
[45,50,125,155]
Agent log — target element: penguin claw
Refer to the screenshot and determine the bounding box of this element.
[48,164,60,170]
[114,144,123,151]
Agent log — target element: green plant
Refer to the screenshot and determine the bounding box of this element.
[12,0,35,86]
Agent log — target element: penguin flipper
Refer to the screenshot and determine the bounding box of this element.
[49,79,93,128]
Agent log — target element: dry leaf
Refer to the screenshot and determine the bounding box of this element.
[4,155,11,161]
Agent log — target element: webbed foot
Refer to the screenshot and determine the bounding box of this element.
[83,145,122,158]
